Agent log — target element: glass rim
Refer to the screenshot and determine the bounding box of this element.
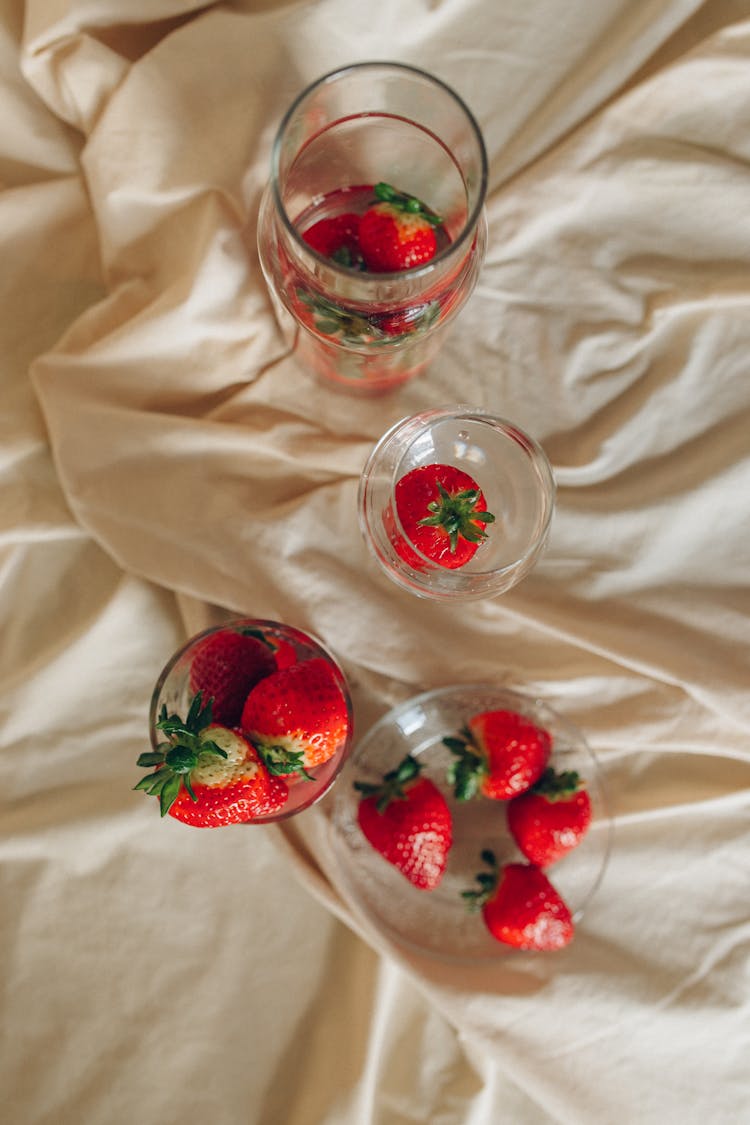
[270,60,489,281]
[148,616,353,748]
[361,405,557,593]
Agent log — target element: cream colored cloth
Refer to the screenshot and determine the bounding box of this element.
[3,0,750,1121]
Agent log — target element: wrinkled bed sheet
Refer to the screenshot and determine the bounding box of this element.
[3,1,749,1122]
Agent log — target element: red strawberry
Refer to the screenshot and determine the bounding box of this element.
[240,657,350,778]
[463,852,574,951]
[355,754,453,890]
[388,463,495,570]
[135,692,288,826]
[508,767,592,866]
[302,212,363,268]
[359,182,442,272]
[444,709,552,801]
[370,299,441,338]
[273,637,298,670]
[189,626,276,727]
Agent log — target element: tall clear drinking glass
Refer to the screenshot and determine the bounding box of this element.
[256,62,488,394]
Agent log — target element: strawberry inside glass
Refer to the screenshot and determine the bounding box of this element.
[300,182,448,274]
[386,463,495,570]
[290,182,453,348]
[139,620,353,826]
[256,62,488,391]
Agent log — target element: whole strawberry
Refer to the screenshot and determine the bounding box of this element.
[302,212,364,269]
[389,463,495,570]
[462,851,574,951]
[508,767,592,866]
[240,657,350,779]
[355,754,453,890]
[135,692,288,826]
[444,709,551,801]
[189,625,277,727]
[359,182,442,272]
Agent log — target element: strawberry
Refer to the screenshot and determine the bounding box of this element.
[135,692,288,826]
[388,463,495,570]
[508,767,592,866]
[462,851,574,951]
[359,182,442,272]
[444,709,552,801]
[369,299,441,338]
[354,754,453,890]
[302,212,364,269]
[272,637,298,670]
[240,657,350,778]
[188,625,277,727]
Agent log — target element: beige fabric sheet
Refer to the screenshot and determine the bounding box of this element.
[3,0,750,1121]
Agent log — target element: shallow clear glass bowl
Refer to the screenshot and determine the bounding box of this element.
[331,684,612,960]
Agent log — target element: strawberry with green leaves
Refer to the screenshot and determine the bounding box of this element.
[135,692,288,826]
[355,754,453,890]
[189,625,277,727]
[240,657,350,779]
[462,851,574,951]
[359,182,442,272]
[388,463,495,570]
[508,767,592,866]
[444,709,551,801]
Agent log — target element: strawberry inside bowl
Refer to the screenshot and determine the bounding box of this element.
[138,619,354,826]
[330,684,612,962]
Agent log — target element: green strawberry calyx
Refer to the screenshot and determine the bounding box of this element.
[461,848,501,911]
[418,482,496,554]
[134,691,228,817]
[354,753,422,813]
[443,726,488,801]
[296,289,386,345]
[373,182,442,227]
[530,767,584,801]
[233,625,276,651]
[252,740,316,782]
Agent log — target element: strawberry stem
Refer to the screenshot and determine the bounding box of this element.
[254,741,316,782]
[530,767,583,800]
[134,691,228,816]
[373,182,442,227]
[444,727,487,800]
[461,849,501,911]
[235,625,276,651]
[354,753,422,813]
[417,482,495,554]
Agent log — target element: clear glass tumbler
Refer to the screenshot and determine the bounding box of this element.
[256,62,488,394]
[143,619,354,824]
[358,405,556,600]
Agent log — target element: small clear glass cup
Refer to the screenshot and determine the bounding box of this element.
[256,61,488,394]
[358,405,556,600]
[148,618,354,823]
